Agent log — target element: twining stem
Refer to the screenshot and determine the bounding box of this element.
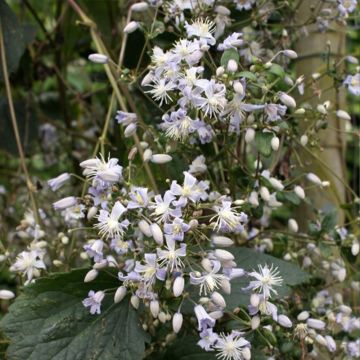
[0,19,41,225]
[67,0,159,193]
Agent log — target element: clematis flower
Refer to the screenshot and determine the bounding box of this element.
[157,236,186,271]
[95,201,129,239]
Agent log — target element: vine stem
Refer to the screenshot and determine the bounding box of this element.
[0,19,41,225]
[67,0,158,194]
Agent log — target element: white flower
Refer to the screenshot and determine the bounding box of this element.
[172,312,183,333]
[95,201,129,239]
[245,264,283,298]
[157,236,186,271]
[147,78,176,105]
[123,21,139,34]
[211,200,247,232]
[10,250,46,283]
[80,155,123,184]
[190,260,226,295]
[193,79,227,117]
[214,331,250,360]
[185,19,216,46]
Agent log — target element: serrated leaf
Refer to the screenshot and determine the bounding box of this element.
[220,48,239,67]
[1,269,149,360]
[255,131,273,157]
[223,247,310,309]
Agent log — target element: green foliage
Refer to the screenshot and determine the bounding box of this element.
[255,131,273,157]
[1,269,149,360]
[220,48,240,67]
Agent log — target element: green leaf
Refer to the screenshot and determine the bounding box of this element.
[1,269,149,360]
[220,48,239,67]
[236,71,257,81]
[321,210,337,233]
[268,64,285,79]
[276,191,301,206]
[223,247,310,309]
[160,336,217,360]
[0,0,26,79]
[255,131,273,157]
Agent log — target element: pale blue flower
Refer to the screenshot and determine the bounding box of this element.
[83,290,105,315]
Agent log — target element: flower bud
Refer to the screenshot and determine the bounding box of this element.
[233,82,244,95]
[288,218,299,233]
[271,136,280,151]
[114,286,127,303]
[279,92,296,108]
[130,295,140,309]
[317,104,327,114]
[84,269,98,283]
[214,249,234,261]
[297,311,309,321]
[88,53,108,64]
[151,154,172,164]
[172,312,183,333]
[215,5,231,15]
[316,334,327,346]
[295,108,305,114]
[242,347,251,360]
[251,315,261,330]
[87,206,98,220]
[278,314,293,328]
[48,172,71,191]
[150,223,164,245]
[300,134,308,146]
[245,128,255,143]
[211,291,226,308]
[220,278,231,294]
[0,290,15,300]
[150,300,160,318]
[260,186,270,202]
[138,220,152,237]
[124,21,139,34]
[130,2,149,12]
[249,191,259,207]
[212,236,234,247]
[189,219,198,229]
[53,196,77,210]
[283,49,298,59]
[173,276,185,297]
[227,59,238,73]
[307,173,322,186]
[143,149,152,162]
[269,177,284,191]
[216,66,225,76]
[250,293,260,307]
[351,240,359,256]
[325,335,336,352]
[158,311,167,323]
[307,318,326,330]
[294,185,305,199]
[336,109,351,120]
[124,123,137,138]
